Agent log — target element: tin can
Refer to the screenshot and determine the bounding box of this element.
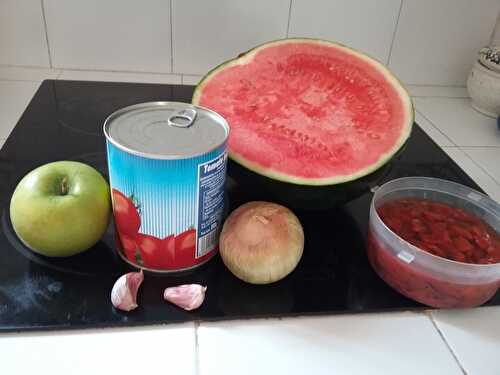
[103,102,229,273]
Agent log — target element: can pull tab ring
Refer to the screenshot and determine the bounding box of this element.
[168,108,197,128]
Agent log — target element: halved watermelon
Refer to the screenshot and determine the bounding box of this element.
[193,38,414,207]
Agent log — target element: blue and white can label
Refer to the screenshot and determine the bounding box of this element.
[104,102,229,272]
[196,152,227,258]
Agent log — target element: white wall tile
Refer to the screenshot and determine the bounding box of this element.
[389,0,500,85]
[0,324,196,375]
[58,70,181,84]
[431,307,500,375]
[44,0,172,73]
[198,314,462,375]
[172,0,289,75]
[288,0,401,64]
[0,0,50,67]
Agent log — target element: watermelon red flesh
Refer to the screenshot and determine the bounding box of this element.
[193,39,413,185]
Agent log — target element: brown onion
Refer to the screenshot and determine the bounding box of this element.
[219,201,304,284]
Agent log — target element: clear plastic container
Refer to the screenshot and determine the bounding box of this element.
[367,177,500,308]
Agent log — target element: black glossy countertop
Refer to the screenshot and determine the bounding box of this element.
[0,80,497,333]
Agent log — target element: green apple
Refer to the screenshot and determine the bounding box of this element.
[9,161,111,257]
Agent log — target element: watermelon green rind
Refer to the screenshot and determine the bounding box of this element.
[192,38,414,187]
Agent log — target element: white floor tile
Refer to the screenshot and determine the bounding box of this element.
[0,324,196,375]
[431,306,500,375]
[0,66,61,81]
[58,70,181,84]
[414,97,500,147]
[182,75,203,85]
[461,147,500,185]
[441,147,500,202]
[198,314,462,375]
[407,85,469,98]
[0,80,39,139]
[415,110,454,147]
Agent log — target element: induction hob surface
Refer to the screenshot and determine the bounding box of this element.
[0,80,498,332]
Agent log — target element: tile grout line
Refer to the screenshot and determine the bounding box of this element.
[415,108,456,146]
[408,84,467,88]
[386,0,404,66]
[412,95,470,99]
[454,145,500,149]
[40,0,53,69]
[458,147,500,186]
[489,9,500,45]
[53,70,184,84]
[0,63,177,76]
[0,70,198,84]
[408,83,469,89]
[194,321,200,375]
[0,64,181,79]
[32,66,182,76]
[416,107,500,187]
[170,0,174,74]
[0,63,52,69]
[285,0,293,37]
[0,67,479,95]
[442,145,500,184]
[51,71,183,79]
[411,92,470,99]
[0,78,54,83]
[426,312,468,375]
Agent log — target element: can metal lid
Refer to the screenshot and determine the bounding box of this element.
[103,102,229,159]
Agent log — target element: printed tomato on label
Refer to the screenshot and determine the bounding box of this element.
[136,233,175,269]
[121,234,138,262]
[114,230,138,262]
[112,189,141,237]
[175,228,196,268]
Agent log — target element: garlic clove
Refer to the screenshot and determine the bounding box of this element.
[111,270,144,312]
[163,284,207,311]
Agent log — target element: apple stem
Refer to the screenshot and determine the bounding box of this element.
[60,177,68,196]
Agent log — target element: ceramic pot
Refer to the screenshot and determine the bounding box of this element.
[467,60,500,118]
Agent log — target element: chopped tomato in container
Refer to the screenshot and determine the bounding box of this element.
[367,177,500,308]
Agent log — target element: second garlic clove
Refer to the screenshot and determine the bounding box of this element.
[164,284,207,311]
[111,270,144,312]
